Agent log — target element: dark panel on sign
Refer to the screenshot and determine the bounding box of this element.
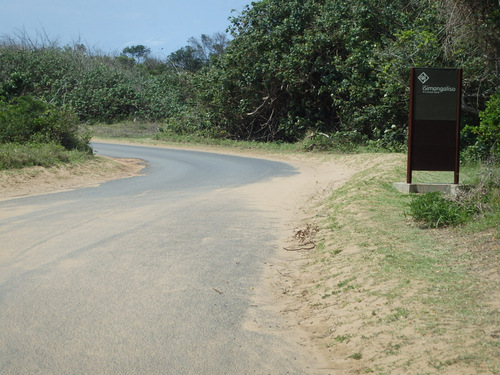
[411,120,456,171]
[407,68,462,184]
[413,68,459,121]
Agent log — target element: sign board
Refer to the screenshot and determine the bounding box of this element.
[407,68,462,184]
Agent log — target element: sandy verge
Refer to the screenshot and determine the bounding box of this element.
[0,157,145,201]
[230,152,369,374]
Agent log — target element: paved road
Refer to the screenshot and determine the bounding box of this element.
[0,143,317,374]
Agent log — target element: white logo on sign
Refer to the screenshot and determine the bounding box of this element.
[418,72,430,84]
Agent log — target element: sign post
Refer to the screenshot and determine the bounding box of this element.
[407,68,462,184]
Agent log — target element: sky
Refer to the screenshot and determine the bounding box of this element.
[0,0,252,56]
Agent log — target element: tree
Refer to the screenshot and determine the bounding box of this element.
[199,0,422,141]
[122,45,151,63]
[168,32,231,72]
[187,33,230,62]
[194,0,499,144]
[440,0,500,57]
[168,46,204,72]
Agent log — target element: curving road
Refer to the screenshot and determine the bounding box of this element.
[0,143,322,374]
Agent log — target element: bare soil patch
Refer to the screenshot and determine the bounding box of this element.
[0,157,145,201]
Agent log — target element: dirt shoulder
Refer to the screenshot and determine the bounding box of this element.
[0,157,145,201]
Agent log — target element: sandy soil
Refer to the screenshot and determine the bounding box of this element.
[0,157,145,201]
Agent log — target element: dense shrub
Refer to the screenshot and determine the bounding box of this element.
[67,64,138,123]
[0,96,91,152]
[0,45,188,124]
[407,158,499,230]
[461,92,500,160]
[135,74,192,122]
[460,158,500,231]
[194,0,499,142]
[476,92,500,157]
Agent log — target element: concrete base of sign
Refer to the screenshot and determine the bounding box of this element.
[393,182,462,196]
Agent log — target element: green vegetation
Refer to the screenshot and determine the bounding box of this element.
[0,2,497,370]
[407,191,475,228]
[0,1,498,228]
[469,91,500,159]
[0,95,91,169]
[406,159,500,231]
[0,142,91,169]
[306,154,499,373]
[196,0,499,145]
[1,0,497,239]
[0,0,498,155]
[0,96,90,150]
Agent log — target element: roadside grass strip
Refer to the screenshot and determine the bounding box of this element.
[301,154,499,374]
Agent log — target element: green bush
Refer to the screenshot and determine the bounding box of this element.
[0,46,190,124]
[67,65,138,123]
[459,158,500,233]
[0,96,91,152]
[462,92,500,160]
[477,91,500,156]
[407,192,475,228]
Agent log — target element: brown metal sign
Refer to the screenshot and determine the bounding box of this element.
[407,68,462,184]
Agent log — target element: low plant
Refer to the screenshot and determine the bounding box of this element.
[309,154,498,373]
[407,191,475,228]
[348,352,363,360]
[459,158,500,234]
[407,158,500,229]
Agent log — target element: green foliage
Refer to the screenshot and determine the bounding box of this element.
[190,0,499,144]
[476,92,500,157]
[0,44,187,124]
[167,33,230,73]
[1,0,498,148]
[0,142,90,169]
[366,125,407,153]
[0,96,90,151]
[194,0,490,142]
[66,64,138,123]
[461,92,500,160]
[168,46,205,72]
[135,74,193,122]
[407,159,500,231]
[1,71,33,98]
[407,192,475,228]
[200,0,343,141]
[122,45,150,63]
[460,158,500,234]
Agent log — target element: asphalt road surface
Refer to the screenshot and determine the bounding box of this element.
[0,143,320,374]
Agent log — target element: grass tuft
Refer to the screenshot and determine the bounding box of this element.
[406,191,475,227]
